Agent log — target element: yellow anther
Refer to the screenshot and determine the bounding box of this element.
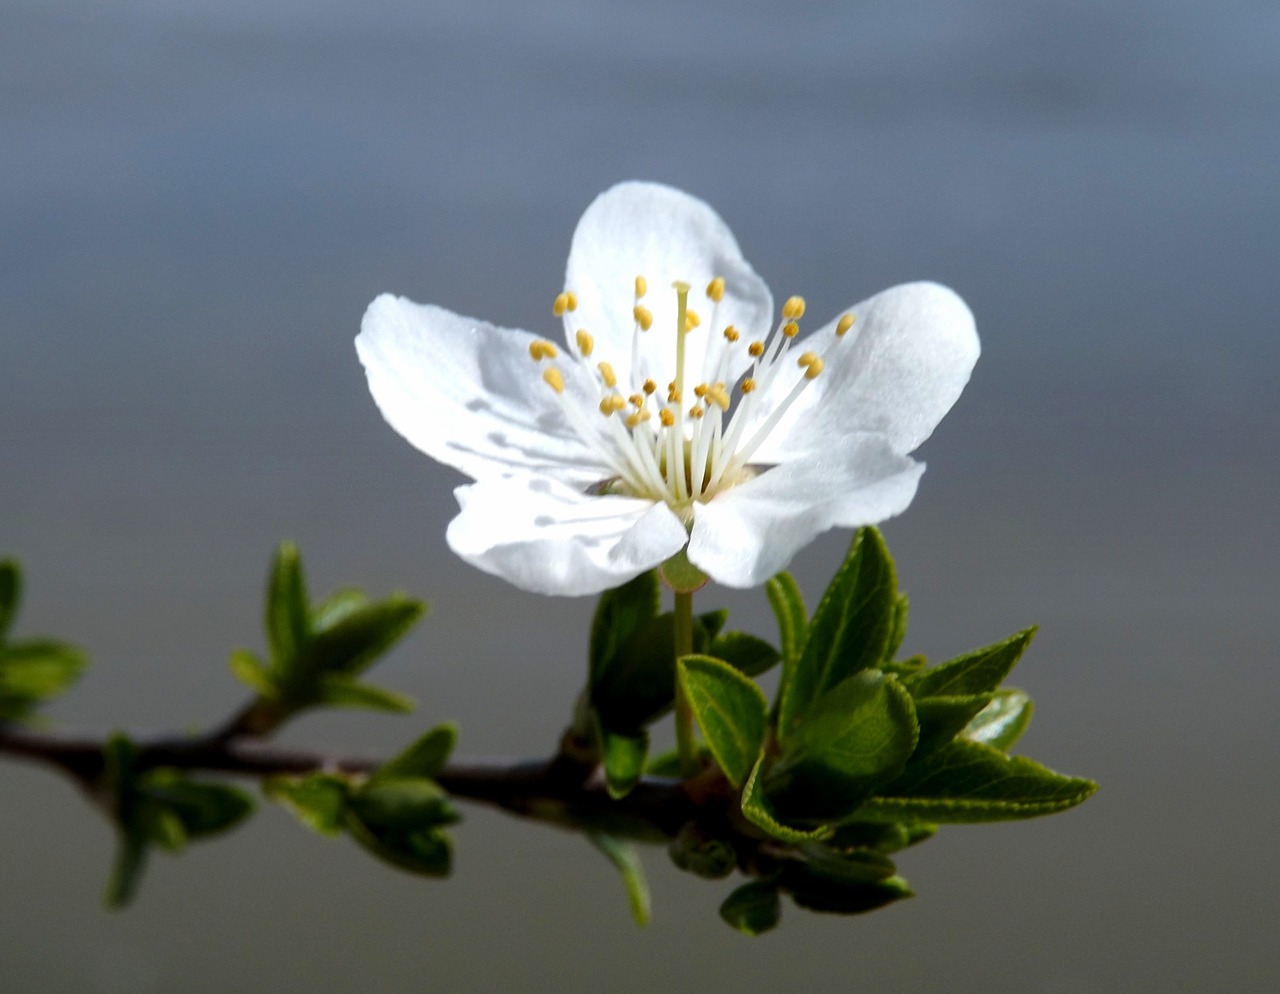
[723,325,739,342]
[629,393,645,408]
[797,352,825,379]
[625,410,651,429]
[667,387,682,403]
[633,305,653,331]
[684,309,701,331]
[529,340,559,361]
[782,321,799,338]
[659,408,676,427]
[706,277,725,302]
[575,329,594,357]
[642,378,657,395]
[635,275,648,298]
[748,341,765,357]
[740,378,757,394]
[693,383,708,398]
[543,367,565,394]
[689,406,705,419]
[706,384,731,410]
[599,394,626,416]
[782,295,806,320]
[552,292,574,316]
[836,313,856,336]
[565,291,578,311]
[597,361,617,387]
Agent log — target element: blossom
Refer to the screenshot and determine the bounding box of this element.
[356,182,978,596]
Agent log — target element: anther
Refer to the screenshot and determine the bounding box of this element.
[782,321,799,338]
[782,296,806,319]
[706,277,725,302]
[642,379,657,395]
[633,305,653,331]
[836,313,856,336]
[723,325,739,342]
[748,341,765,357]
[685,309,701,331]
[659,408,676,427]
[597,361,617,387]
[740,378,757,394]
[529,340,558,361]
[635,275,648,298]
[706,384,731,410]
[629,393,645,408]
[625,410,651,429]
[797,352,824,379]
[599,394,626,415]
[576,329,594,357]
[552,292,576,316]
[689,406,705,419]
[693,383,708,398]
[543,367,565,393]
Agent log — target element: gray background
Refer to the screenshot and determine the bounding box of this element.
[2,1,1277,991]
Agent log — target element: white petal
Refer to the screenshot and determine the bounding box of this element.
[686,440,924,588]
[446,476,689,596]
[564,181,773,391]
[749,282,978,463]
[357,294,608,485]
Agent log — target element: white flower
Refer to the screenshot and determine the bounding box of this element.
[356,182,978,596]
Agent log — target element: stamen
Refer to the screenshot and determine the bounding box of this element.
[552,292,577,316]
[689,406,705,419]
[635,275,648,298]
[782,321,799,338]
[693,383,708,398]
[740,378,757,394]
[629,393,645,408]
[706,384,731,410]
[836,313,856,336]
[706,277,725,302]
[529,340,558,361]
[642,379,657,395]
[633,305,653,331]
[625,410,650,430]
[723,325,739,342]
[684,309,701,331]
[543,367,565,394]
[748,341,765,357]
[782,296,806,320]
[659,408,676,427]
[575,329,594,357]
[599,394,626,415]
[797,351,824,379]
[597,361,617,387]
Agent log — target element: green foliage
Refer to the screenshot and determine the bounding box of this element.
[602,729,648,798]
[0,558,87,723]
[964,689,1034,750]
[719,881,782,935]
[677,655,768,789]
[375,723,457,781]
[229,542,424,725]
[589,833,651,926]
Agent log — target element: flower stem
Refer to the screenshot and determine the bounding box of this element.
[673,589,698,778]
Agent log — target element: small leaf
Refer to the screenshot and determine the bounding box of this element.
[708,631,781,678]
[964,689,1034,751]
[698,609,730,642]
[310,588,369,631]
[857,739,1098,823]
[828,820,937,854]
[602,729,648,799]
[796,843,898,884]
[913,693,995,756]
[104,830,149,909]
[766,670,918,824]
[228,649,276,696]
[589,570,661,686]
[0,639,87,719]
[719,881,782,936]
[304,597,424,680]
[779,529,898,737]
[907,628,1037,698]
[588,833,651,926]
[375,723,457,782]
[345,813,452,877]
[740,754,831,843]
[266,541,310,672]
[668,821,736,879]
[783,872,913,916]
[765,571,806,666]
[886,593,909,661]
[265,773,350,835]
[677,655,768,789]
[349,778,459,830]
[139,772,255,839]
[312,676,415,713]
[0,558,19,641]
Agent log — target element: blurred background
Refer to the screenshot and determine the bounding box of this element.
[2,1,1277,991]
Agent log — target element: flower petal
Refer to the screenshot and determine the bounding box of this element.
[564,181,773,391]
[357,294,608,485]
[446,476,689,596]
[748,282,978,463]
[686,440,924,588]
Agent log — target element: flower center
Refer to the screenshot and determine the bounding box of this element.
[529,278,855,520]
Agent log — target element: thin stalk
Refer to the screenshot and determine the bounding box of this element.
[673,589,698,777]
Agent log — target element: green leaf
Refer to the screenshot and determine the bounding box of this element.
[265,773,350,835]
[310,588,369,631]
[345,813,452,878]
[719,881,782,936]
[375,723,457,782]
[765,571,806,666]
[668,820,737,879]
[588,833,651,926]
[0,639,87,719]
[304,596,424,680]
[138,772,255,839]
[228,649,276,697]
[857,738,1098,823]
[779,529,898,737]
[765,670,918,824]
[886,593,909,661]
[782,871,913,916]
[907,628,1037,698]
[677,655,768,789]
[698,609,730,642]
[883,654,927,679]
[312,676,415,713]
[602,729,648,799]
[708,631,781,679]
[797,843,898,884]
[0,558,19,642]
[828,820,937,854]
[348,778,459,830]
[266,541,310,673]
[740,754,831,843]
[102,734,147,907]
[913,693,995,756]
[964,689,1034,751]
[589,570,661,686]
[104,829,149,908]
